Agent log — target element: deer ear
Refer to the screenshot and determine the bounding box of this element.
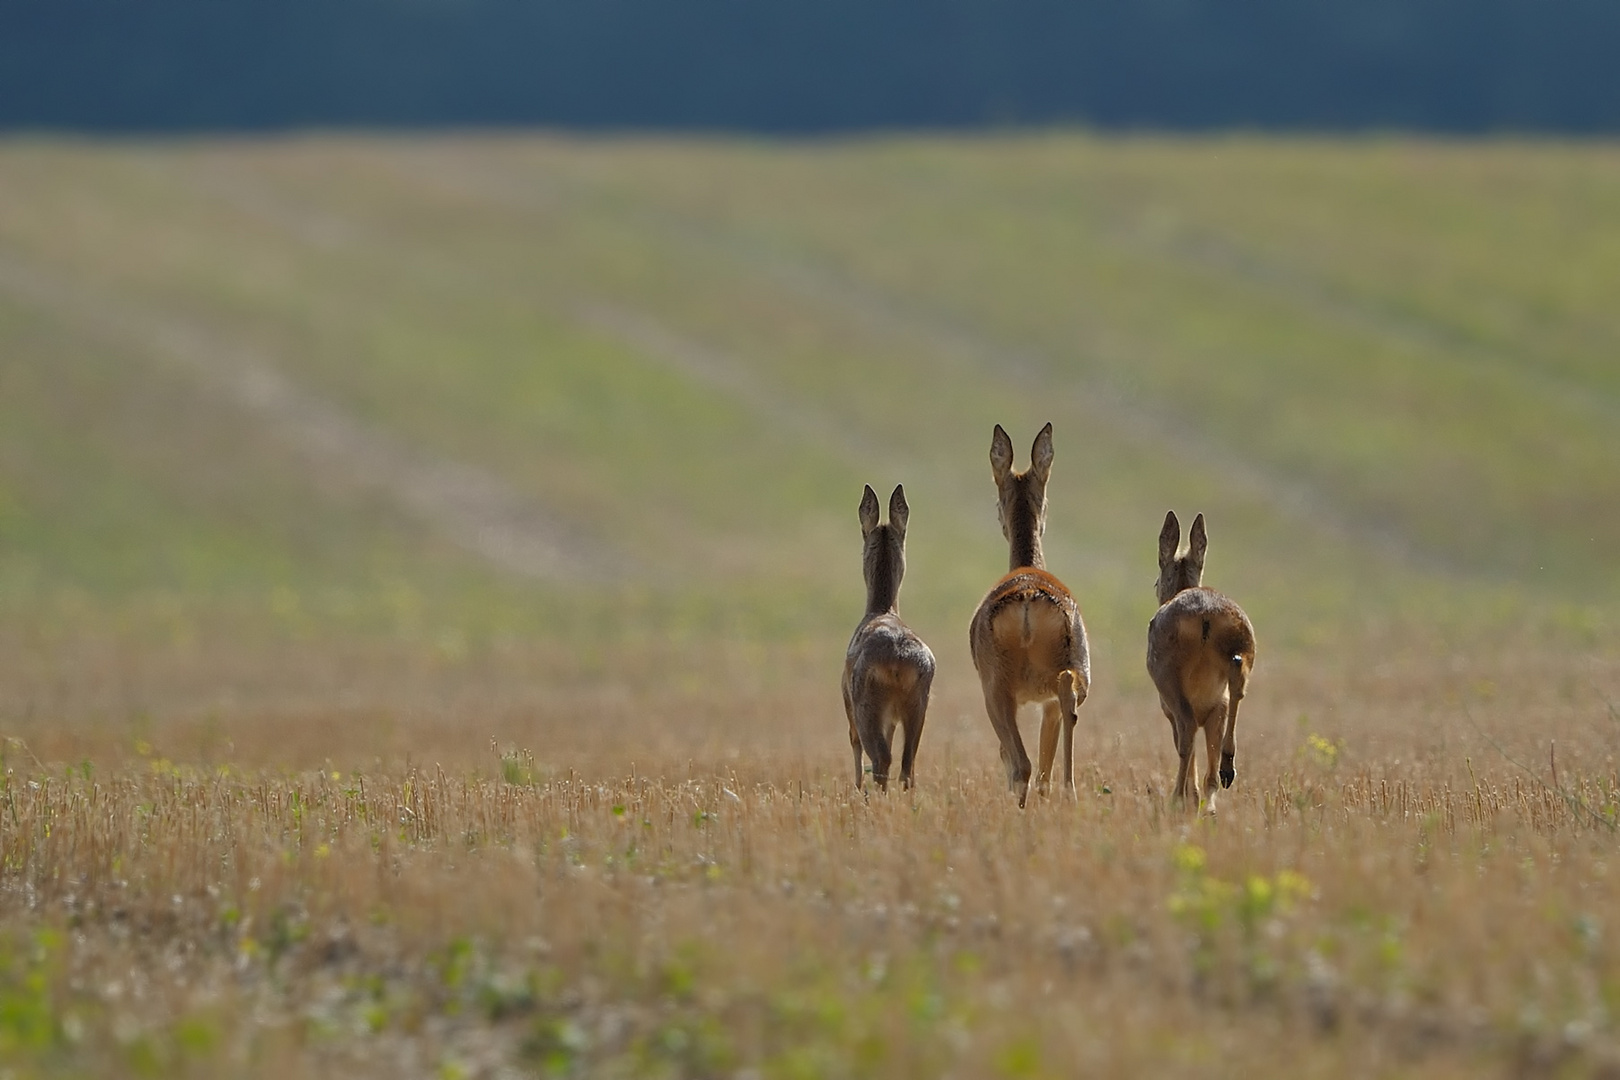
[858,485,880,538]
[887,484,909,539]
[1029,422,1055,484]
[990,424,1014,483]
[1188,512,1208,568]
[1158,510,1180,569]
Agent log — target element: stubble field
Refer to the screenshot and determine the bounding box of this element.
[0,133,1618,1077]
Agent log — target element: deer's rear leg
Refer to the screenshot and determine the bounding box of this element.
[843,687,864,791]
[898,673,932,791]
[1222,666,1249,789]
[1159,696,1193,807]
[983,682,1031,807]
[1057,672,1082,794]
[1201,703,1228,812]
[1035,700,1061,796]
[854,696,892,793]
[1170,701,1199,808]
[1173,735,1197,806]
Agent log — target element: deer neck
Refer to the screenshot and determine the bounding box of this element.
[864,541,902,616]
[1005,495,1045,572]
[1009,539,1044,572]
[1157,565,1203,605]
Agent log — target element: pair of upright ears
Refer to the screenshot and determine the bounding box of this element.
[989,422,1054,485]
[859,484,909,539]
[1159,510,1207,569]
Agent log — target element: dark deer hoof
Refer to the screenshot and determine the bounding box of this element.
[1219,755,1235,789]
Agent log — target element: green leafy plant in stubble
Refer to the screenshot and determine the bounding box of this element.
[757,949,983,1080]
[1262,720,1346,825]
[521,1019,583,1076]
[0,929,66,1064]
[0,928,231,1077]
[1302,733,1342,771]
[1312,903,1409,1007]
[631,1013,737,1080]
[497,744,538,787]
[512,936,976,1080]
[1167,843,1313,997]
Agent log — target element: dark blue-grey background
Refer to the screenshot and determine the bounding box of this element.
[4,0,1617,133]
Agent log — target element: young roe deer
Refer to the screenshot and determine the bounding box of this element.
[842,484,936,792]
[1146,511,1257,811]
[968,423,1090,807]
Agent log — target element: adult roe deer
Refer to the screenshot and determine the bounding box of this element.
[1146,511,1257,811]
[842,484,935,792]
[968,423,1090,807]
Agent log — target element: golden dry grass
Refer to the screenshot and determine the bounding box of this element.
[2,623,1618,1078]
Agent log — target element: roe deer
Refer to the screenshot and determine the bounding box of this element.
[842,484,936,792]
[968,423,1090,807]
[1146,511,1257,811]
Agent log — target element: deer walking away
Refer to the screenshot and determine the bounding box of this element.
[842,483,935,792]
[968,423,1091,807]
[1146,511,1257,812]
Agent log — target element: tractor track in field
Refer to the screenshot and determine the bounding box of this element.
[0,253,610,584]
[563,298,1035,544]
[360,147,1453,575]
[1129,223,1620,429]
[159,155,1081,571]
[617,209,1453,575]
[96,147,1503,581]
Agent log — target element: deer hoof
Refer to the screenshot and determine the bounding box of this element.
[1219,754,1235,789]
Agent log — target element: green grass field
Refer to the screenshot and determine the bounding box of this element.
[0,133,1618,1077]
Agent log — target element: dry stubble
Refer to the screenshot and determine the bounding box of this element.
[0,627,1617,1078]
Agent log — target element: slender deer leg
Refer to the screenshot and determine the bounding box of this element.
[1061,715,1077,794]
[898,672,931,791]
[1057,672,1080,794]
[1202,704,1227,812]
[843,685,863,791]
[1036,700,1061,795]
[982,681,1031,807]
[854,696,892,793]
[1221,699,1242,789]
[1174,749,1195,806]
[849,727,864,791]
[881,711,901,771]
[1160,698,1183,802]
[1222,664,1249,789]
[1172,702,1198,807]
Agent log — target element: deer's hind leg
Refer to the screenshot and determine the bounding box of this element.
[1036,700,1062,796]
[898,669,933,791]
[1168,695,1199,808]
[982,680,1032,807]
[1221,660,1251,789]
[1201,702,1229,813]
[843,683,863,791]
[1057,671,1081,794]
[853,692,893,793]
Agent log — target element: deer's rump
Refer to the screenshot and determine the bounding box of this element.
[845,614,935,689]
[970,570,1089,699]
[1146,588,1255,705]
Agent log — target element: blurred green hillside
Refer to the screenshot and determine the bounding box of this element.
[0,134,1616,699]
